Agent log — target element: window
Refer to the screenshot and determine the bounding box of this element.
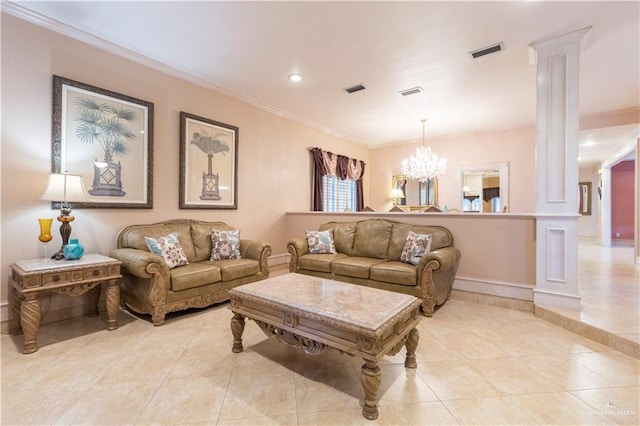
[492,196,501,213]
[322,175,357,212]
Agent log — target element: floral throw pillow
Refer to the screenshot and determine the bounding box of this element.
[211,229,241,260]
[144,232,189,269]
[305,229,337,254]
[400,231,432,266]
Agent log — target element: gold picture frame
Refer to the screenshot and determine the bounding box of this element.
[179,112,238,209]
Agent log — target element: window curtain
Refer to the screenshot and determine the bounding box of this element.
[310,147,366,211]
[483,187,500,202]
[398,178,407,206]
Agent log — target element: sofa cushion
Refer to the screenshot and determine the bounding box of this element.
[388,223,412,261]
[216,258,260,281]
[123,222,196,259]
[211,230,241,260]
[332,256,385,279]
[352,219,393,259]
[319,222,356,255]
[370,261,417,286]
[191,222,236,262]
[400,231,433,266]
[171,263,221,291]
[298,253,348,273]
[145,233,189,269]
[305,230,336,254]
[410,225,452,251]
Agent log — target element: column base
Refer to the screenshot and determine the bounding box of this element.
[533,288,581,310]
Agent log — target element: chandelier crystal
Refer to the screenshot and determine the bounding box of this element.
[400,119,446,182]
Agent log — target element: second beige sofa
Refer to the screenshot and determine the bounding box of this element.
[287,218,460,316]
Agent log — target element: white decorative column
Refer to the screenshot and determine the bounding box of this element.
[530,27,591,310]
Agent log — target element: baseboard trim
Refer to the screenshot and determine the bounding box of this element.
[268,253,290,266]
[450,289,534,312]
[453,276,534,301]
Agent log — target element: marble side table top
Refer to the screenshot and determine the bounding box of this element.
[13,253,118,272]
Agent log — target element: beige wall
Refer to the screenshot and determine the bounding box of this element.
[368,125,537,213]
[0,15,369,309]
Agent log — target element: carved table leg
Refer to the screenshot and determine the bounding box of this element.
[10,285,23,335]
[104,280,120,331]
[231,313,245,353]
[404,327,419,369]
[21,293,41,354]
[361,360,381,420]
[87,285,100,317]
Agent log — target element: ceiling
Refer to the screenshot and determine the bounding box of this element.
[5,1,640,162]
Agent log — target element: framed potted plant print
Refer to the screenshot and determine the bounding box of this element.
[52,75,154,208]
[179,112,238,209]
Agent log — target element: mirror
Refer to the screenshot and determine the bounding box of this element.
[392,175,438,208]
[458,162,509,213]
[578,182,592,215]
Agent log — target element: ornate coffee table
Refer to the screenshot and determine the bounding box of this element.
[228,273,421,420]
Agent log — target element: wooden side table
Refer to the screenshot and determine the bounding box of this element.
[8,253,122,354]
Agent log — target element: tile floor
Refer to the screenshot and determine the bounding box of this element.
[2,239,638,425]
[2,294,639,424]
[540,239,640,357]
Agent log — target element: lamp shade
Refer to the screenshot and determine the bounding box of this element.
[40,173,88,203]
[389,188,405,199]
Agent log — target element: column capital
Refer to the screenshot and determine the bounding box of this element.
[530,26,592,53]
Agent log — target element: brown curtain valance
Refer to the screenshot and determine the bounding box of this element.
[483,187,500,202]
[311,147,365,180]
[310,147,366,211]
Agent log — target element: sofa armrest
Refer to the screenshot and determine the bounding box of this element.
[416,246,461,315]
[286,238,309,272]
[109,248,169,278]
[418,246,460,273]
[240,239,272,276]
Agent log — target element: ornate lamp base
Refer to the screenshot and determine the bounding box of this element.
[52,215,74,260]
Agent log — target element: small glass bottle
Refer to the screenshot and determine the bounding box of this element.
[64,238,84,260]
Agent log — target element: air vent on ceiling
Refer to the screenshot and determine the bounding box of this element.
[344,83,366,94]
[398,86,424,97]
[469,42,504,59]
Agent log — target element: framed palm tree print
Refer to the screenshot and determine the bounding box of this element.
[52,75,154,209]
[179,112,238,209]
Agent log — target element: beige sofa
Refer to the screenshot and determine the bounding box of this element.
[287,218,460,316]
[110,219,271,325]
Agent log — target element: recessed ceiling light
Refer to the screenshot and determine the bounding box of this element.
[581,140,596,147]
[288,73,302,82]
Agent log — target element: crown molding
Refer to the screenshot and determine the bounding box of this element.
[1,1,364,146]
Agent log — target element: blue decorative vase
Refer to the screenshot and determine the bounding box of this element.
[64,239,84,260]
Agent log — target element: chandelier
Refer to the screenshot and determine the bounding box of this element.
[401,119,446,182]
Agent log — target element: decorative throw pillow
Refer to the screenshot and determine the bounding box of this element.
[400,231,432,266]
[305,229,337,254]
[211,229,241,260]
[144,232,189,269]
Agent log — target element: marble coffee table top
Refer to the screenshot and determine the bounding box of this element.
[231,273,420,331]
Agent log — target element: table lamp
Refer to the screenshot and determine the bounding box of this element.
[389,188,405,206]
[40,172,88,260]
